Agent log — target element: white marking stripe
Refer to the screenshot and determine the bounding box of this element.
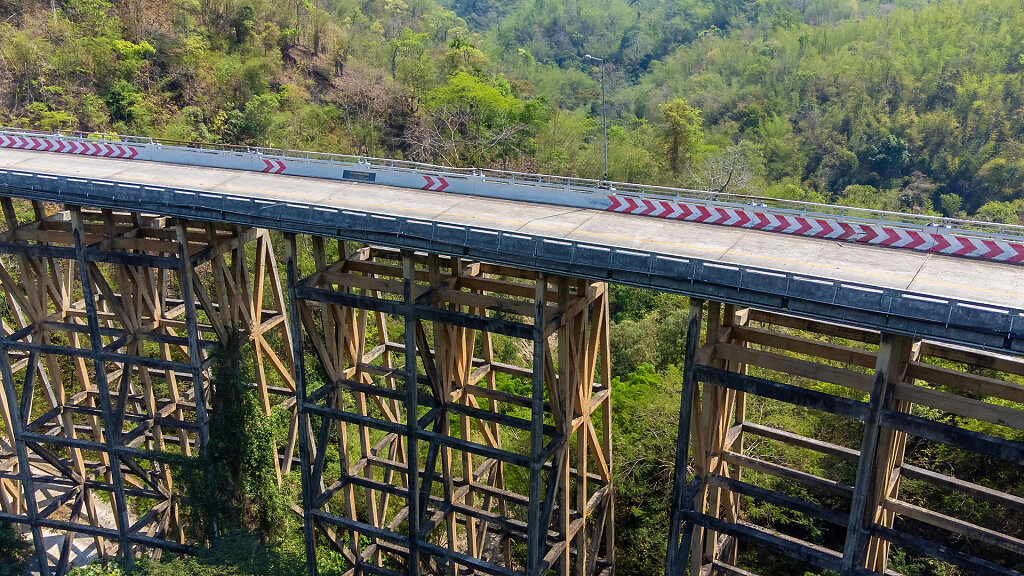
[720,208,743,227]
[607,194,1024,264]
[650,201,672,218]
[664,203,685,219]
[804,219,824,237]
[888,228,912,248]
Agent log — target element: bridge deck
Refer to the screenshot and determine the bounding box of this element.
[1,147,1022,352]
[2,147,1017,308]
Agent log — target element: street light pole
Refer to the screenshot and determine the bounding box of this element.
[585,54,609,182]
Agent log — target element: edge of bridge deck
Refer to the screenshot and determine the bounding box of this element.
[1,168,1022,355]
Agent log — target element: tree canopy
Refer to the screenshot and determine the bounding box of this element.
[2,0,1022,221]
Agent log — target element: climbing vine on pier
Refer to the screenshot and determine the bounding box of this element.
[177,332,289,544]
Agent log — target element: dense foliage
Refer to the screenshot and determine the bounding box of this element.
[175,332,290,544]
[4,1,1024,575]
[471,0,1024,218]
[1,0,1022,220]
[68,533,310,576]
[0,520,33,576]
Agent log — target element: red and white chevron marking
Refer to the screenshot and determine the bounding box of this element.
[422,176,450,191]
[0,135,139,158]
[606,195,1024,264]
[261,159,287,174]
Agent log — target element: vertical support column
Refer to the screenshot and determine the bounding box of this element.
[286,234,319,576]
[527,272,547,575]
[864,336,916,574]
[455,264,480,566]
[425,254,457,573]
[71,207,134,571]
[403,251,421,576]
[174,222,212,529]
[688,302,747,574]
[666,299,705,576]
[695,302,721,573]
[601,289,615,570]
[724,307,749,561]
[0,348,19,517]
[841,333,913,575]
[0,342,50,576]
[1,199,66,572]
[557,277,572,576]
[718,306,748,565]
[574,280,590,576]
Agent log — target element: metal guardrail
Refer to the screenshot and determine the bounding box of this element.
[3,126,1023,243]
[1,168,1022,354]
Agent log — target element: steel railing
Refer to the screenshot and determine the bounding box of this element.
[2,125,1023,242]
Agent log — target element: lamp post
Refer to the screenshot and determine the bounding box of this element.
[584,54,609,182]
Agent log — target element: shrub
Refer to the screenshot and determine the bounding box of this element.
[0,521,32,576]
[68,562,127,576]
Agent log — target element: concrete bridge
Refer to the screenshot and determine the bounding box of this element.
[0,129,1022,576]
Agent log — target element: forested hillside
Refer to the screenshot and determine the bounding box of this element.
[2,3,1024,575]
[2,0,1023,219]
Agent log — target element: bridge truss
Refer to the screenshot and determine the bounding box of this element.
[287,241,615,575]
[668,302,1024,576]
[0,197,293,572]
[0,196,615,575]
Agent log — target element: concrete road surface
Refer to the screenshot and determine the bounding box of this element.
[1,148,1020,311]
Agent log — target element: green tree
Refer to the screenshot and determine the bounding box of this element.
[68,562,126,576]
[974,200,1021,224]
[869,133,912,178]
[443,31,489,75]
[658,99,702,173]
[611,363,686,576]
[388,28,429,82]
[225,92,281,145]
[763,182,826,203]
[608,122,662,183]
[978,157,1024,204]
[232,3,256,45]
[423,72,542,165]
[2,28,45,108]
[103,79,145,124]
[836,184,884,210]
[938,193,963,217]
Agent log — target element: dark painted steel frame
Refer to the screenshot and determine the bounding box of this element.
[666,337,1024,576]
